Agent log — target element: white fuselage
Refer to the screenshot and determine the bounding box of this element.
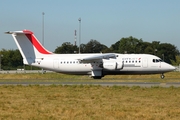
[30,53,175,76]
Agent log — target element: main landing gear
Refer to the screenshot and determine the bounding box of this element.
[160,73,165,79]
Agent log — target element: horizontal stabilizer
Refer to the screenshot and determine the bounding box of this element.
[5,30,33,34]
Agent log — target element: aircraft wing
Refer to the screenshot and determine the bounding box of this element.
[78,53,116,62]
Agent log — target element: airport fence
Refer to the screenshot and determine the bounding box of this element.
[0,70,54,74]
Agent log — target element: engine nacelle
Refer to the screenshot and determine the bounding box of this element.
[103,61,116,70]
[103,60,123,70]
[116,61,123,70]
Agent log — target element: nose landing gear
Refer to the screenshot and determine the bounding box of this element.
[160,73,165,79]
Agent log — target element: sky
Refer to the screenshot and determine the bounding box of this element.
[0,0,180,52]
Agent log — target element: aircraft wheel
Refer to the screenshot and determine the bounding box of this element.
[160,74,165,79]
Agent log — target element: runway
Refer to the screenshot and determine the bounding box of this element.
[0,81,180,87]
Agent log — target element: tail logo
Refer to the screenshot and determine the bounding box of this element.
[23,30,52,54]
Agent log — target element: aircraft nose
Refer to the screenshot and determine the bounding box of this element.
[162,63,176,72]
[166,64,176,71]
[169,65,176,71]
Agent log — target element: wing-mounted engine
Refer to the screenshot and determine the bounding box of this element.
[103,59,123,70]
[116,61,124,69]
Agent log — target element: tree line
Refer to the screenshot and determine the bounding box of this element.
[55,36,179,64]
[0,36,179,70]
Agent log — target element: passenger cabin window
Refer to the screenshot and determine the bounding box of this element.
[122,58,142,64]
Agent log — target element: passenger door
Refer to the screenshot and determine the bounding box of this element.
[142,58,148,68]
[53,59,59,69]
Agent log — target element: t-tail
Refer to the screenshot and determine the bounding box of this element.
[5,30,52,65]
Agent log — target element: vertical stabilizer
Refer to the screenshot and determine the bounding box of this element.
[6,30,52,65]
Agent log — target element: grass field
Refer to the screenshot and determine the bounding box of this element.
[0,72,180,119]
[0,71,180,82]
[0,85,180,119]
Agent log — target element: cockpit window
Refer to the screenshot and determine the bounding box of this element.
[156,59,159,62]
[153,59,163,63]
[159,59,163,62]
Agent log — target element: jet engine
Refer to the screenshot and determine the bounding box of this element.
[103,60,123,70]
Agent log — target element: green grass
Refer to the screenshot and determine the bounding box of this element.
[0,71,180,82]
[0,85,180,119]
[0,72,180,119]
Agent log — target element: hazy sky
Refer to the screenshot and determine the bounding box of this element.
[0,0,180,52]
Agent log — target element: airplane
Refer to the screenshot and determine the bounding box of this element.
[6,30,175,79]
